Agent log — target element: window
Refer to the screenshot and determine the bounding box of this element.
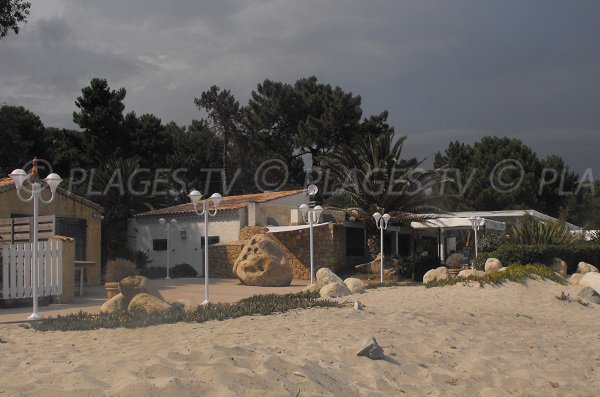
[200,236,220,247]
[153,239,167,251]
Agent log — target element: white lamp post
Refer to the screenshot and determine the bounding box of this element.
[158,218,177,280]
[373,212,391,283]
[469,216,485,262]
[298,191,323,285]
[9,165,62,320]
[189,190,222,305]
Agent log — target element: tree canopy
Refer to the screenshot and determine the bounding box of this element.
[0,0,30,39]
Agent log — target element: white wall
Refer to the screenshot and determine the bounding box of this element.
[129,210,241,276]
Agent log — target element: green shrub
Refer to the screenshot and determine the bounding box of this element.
[478,232,508,253]
[26,292,340,332]
[474,243,600,273]
[104,258,138,283]
[426,264,566,287]
[508,216,581,245]
[171,263,198,278]
[130,250,152,270]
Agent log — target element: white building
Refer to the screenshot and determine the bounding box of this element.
[127,190,308,275]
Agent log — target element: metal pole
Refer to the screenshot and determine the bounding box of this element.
[309,213,314,285]
[203,202,210,304]
[380,222,384,283]
[474,226,479,259]
[29,182,41,320]
[166,225,171,280]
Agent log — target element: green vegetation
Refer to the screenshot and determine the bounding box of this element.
[474,244,600,273]
[0,0,30,39]
[104,258,137,283]
[507,216,581,245]
[426,264,566,288]
[25,292,340,332]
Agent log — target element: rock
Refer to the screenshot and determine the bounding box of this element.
[550,258,568,278]
[233,234,292,287]
[119,276,164,301]
[577,287,600,304]
[579,272,600,294]
[569,273,583,285]
[484,258,503,274]
[577,262,599,274]
[457,269,486,279]
[423,266,450,284]
[128,293,173,315]
[316,268,342,287]
[357,336,385,360]
[355,254,399,274]
[354,300,365,310]
[302,283,321,293]
[99,293,127,313]
[319,281,352,298]
[344,278,365,294]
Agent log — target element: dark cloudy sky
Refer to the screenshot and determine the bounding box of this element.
[1,0,599,173]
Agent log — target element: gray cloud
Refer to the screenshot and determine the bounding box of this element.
[0,0,598,172]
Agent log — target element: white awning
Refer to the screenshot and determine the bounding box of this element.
[266,223,331,233]
[410,217,506,231]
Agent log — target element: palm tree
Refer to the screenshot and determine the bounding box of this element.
[319,131,446,257]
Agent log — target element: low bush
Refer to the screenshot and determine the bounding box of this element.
[26,292,340,332]
[171,263,198,278]
[474,243,600,273]
[104,258,138,283]
[426,264,566,288]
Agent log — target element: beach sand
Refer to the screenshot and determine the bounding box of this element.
[0,280,598,396]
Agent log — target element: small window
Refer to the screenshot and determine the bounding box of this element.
[153,239,167,251]
[200,236,220,247]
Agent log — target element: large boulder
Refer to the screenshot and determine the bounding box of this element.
[119,276,163,301]
[551,258,568,278]
[569,273,583,285]
[484,258,503,274]
[423,267,450,284]
[233,234,292,287]
[355,254,398,274]
[344,278,365,294]
[579,272,600,294]
[457,269,486,279]
[128,293,172,315]
[319,282,352,298]
[316,267,342,286]
[577,262,599,274]
[578,287,600,304]
[99,293,128,313]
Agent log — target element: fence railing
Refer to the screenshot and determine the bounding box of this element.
[1,240,63,300]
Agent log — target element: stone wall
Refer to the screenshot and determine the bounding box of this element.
[213,224,348,280]
[239,226,267,241]
[208,241,245,278]
[269,224,347,280]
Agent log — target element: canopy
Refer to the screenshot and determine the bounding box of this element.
[266,223,331,233]
[410,217,506,231]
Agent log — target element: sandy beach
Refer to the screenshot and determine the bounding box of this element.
[0,279,598,396]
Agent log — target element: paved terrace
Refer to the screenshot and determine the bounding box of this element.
[0,278,310,324]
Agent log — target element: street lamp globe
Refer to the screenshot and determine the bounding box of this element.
[45,173,63,193]
[188,190,202,206]
[9,169,27,190]
[210,193,223,207]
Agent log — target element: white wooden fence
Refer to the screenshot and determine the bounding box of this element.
[1,240,63,300]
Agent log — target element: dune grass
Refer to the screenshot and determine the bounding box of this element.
[24,292,340,332]
[425,264,567,288]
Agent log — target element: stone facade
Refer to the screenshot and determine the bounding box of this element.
[208,241,245,278]
[209,224,347,280]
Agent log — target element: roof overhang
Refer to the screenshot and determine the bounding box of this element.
[411,217,506,231]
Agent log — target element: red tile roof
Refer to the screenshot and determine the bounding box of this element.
[136,189,306,218]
